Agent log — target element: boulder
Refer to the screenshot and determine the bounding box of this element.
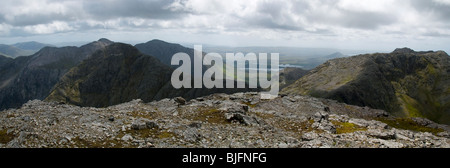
[131,118,158,130]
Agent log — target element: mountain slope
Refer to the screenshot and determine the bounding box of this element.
[0,55,13,67]
[0,39,113,110]
[279,67,309,90]
[46,43,175,107]
[46,43,259,108]
[282,48,450,124]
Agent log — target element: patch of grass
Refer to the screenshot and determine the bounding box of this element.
[0,129,14,144]
[156,131,176,139]
[189,108,229,124]
[242,101,257,108]
[123,128,176,139]
[398,94,423,118]
[331,121,367,134]
[70,137,127,148]
[376,118,444,134]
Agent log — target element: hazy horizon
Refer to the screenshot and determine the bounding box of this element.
[1,0,450,53]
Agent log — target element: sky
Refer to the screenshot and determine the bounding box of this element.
[0,0,449,53]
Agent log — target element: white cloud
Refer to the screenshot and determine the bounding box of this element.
[23,21,74,34]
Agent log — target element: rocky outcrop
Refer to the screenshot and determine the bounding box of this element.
[1,92,449,148]
[282,48,450,124]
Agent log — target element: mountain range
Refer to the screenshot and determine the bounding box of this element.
[0,39,113,110]
[282,48,450,124]
[0,41,54,58]
[0,39,258,110]
[1,39,449,125]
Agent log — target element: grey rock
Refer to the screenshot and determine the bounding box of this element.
[131,118,158,130]
[174,97,186,106]
[367,129,395,140]
[302,132,319,141]
[412,117,433,126]
[313,111,329,123]
[121,134,133,141]
[278,142,288,148]
[188,122,202,128]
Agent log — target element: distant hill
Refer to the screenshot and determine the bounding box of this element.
[203,46,350,70]
[12,41,54,51]
[0,41,54,58]
[135,39,196,67]
[135,39,211,75]
[282,48,450,124]
[0,44,34,58]
[0,39,113,110]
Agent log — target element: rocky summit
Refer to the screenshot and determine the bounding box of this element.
[1,92,449,148]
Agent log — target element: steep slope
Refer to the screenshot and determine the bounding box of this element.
[279,67,309,90]
[0,55,13,67]
[46,43,259,108]
[282,48,450,124]
[0,39,113,110]
[46,43,176,107]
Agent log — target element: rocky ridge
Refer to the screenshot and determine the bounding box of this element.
[0,39,114,110]
[282,48,450,124]
[1,92,449,148]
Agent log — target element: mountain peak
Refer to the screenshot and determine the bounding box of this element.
[98,38,113,44]
[148,39,167,43]
[392,47,415,54]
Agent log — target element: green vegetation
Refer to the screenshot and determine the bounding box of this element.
[241,101,257,108]
[70,137,126,148]
[398,94,423,118]
[0,129,14,144]
[189,108,229,124]
[377,118,444,134]
[122,128,176,139]
[331,121,367,134]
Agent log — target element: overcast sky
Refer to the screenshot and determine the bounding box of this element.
[0,0,449,52]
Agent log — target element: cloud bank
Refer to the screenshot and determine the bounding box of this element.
[0,0,449,51]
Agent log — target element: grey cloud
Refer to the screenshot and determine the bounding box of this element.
[303,1,397,30]
[410,0,450,22]
[336,10,397,29]
[82,0,188,20]
[4,14,77,27]
[422,31,450,37]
